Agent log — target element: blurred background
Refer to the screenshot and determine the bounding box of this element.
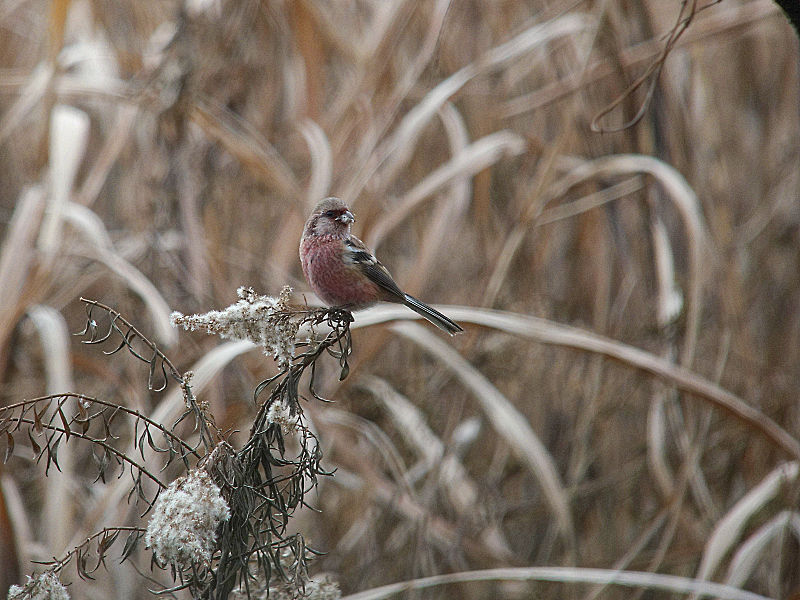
[1,0,799,598]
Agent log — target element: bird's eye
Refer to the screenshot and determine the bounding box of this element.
[324,210,337,218]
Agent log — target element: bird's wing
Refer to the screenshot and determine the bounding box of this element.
[343,235,405,300]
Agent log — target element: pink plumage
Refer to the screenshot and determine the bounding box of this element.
[300,232,380,307]
[300,197,463,335]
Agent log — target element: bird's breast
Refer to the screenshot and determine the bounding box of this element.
[301,235,380,308]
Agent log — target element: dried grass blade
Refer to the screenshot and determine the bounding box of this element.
[75,105,137,207]
[26,305,74,394]
[647,393,674,497]
[367,131,525,248]
[550,154,707,366]
[299,119,332,206]
[340,566,771,600]
[64,203,176,346]
[537,176,645,225]
[0,62,53,144]
[692,462,799,595]
[347,13,592,200]
[360,374,513,560]
[355,306,800,461]
[390,321,575,545]
[190,101,301,200]
[724,510,800,589]
[0,187,45,350]
[40,105,90,261]
[650,214,684,327]
[359,375,445,468]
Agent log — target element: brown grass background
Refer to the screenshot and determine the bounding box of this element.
[1,0,799,598]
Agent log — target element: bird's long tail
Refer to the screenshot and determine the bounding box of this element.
[402,294,464,335]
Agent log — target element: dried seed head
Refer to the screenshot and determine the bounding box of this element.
[266,400,301,435]
[7,571,70,600]
[171,286,300,368]
[145,469,230,568]
[228,573,341,600]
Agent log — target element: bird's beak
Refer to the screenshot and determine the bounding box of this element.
[336,210,355,224]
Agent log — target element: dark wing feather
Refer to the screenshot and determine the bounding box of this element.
[344,235,463,334]
[362,262,405,300]
[344,235,405,300]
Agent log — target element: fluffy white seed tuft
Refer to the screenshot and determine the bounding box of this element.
[266,400,301,435]
[145,469,230,568]
[7,571,70,600]
[171,286,299,368]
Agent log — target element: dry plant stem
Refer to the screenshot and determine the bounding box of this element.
[4,417,166,488]
[17,299,349,597]
[67,340,256,562]
[210,308,352,600]
[0,391,207,537]
[590,0,722,132]
[0,393,201,460]
[34,526,145,579]
[77,297,216,446]
[77,298,183,391]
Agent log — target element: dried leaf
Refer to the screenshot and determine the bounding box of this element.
[97,529,119,556]
[145,427,168,454]
[27,427,41,456]
[33,405,44,434]
[58,406,71,440]
[46,435,62,473]
[121,529,143,562]
[3,431,14,463]
[92,447,109,483]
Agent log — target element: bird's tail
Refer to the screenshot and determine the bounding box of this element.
[402,294,464,335]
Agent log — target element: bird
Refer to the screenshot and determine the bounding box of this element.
[300,197,464,335]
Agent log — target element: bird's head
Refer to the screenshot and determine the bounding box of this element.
[305,196,355,237]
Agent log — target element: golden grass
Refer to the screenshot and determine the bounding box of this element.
[1,0,799,598]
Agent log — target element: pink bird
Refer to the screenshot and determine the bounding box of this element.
[300,197,463,335]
